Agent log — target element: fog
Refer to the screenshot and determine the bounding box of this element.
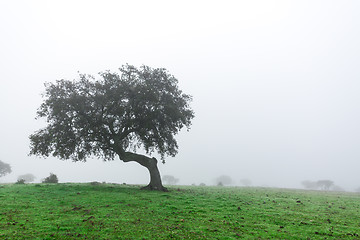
[1,1,360,191]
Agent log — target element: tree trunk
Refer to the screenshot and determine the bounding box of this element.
[117,151,168,192]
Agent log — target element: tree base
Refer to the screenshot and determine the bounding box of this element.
[141,184,168,192]
[118,152,168,192]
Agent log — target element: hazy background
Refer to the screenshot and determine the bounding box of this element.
[1,0,359,190]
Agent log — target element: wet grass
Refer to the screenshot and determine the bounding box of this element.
[0,183,359,239]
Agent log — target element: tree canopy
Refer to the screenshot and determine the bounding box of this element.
[17,173,36,183]
[0,160,11,178]
[301,180,335,191]
[29,64,194,191]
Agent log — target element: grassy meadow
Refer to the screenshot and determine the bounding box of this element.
[0,183,359,239]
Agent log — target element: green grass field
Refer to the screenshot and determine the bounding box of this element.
[1,183,359,239]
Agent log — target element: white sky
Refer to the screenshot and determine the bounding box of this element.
[1,0,360,190]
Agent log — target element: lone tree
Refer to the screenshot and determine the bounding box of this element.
[301,180,335,191]
[317,180,334,191]
[0,160,12,178]
[42,173,59,183]
[29,64,194,191]
[215,175,233,186]
[17,173,36,183]
[162,175,179,185]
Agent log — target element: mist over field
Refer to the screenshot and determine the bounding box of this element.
[1,1,360,191]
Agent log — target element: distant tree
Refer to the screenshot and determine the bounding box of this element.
[316,180,334,191]
[199,183,206,187]
[0,160,11,178]
[240,178,252,186]
[29,64,194,191]
[17,173,36,183]
[42,173,58,183]
[302,180,336,191]
[301,180,318,190]
[215,175,232,186]
[162,175,179,185]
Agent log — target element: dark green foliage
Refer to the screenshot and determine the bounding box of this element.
[0,160,11,178]
[29,64,194,163]
[42,173,58,183]
[15,179,26,184]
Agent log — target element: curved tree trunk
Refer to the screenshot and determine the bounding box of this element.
[117,151,168,191]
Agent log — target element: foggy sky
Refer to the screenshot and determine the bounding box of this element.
[1,1,360,190]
